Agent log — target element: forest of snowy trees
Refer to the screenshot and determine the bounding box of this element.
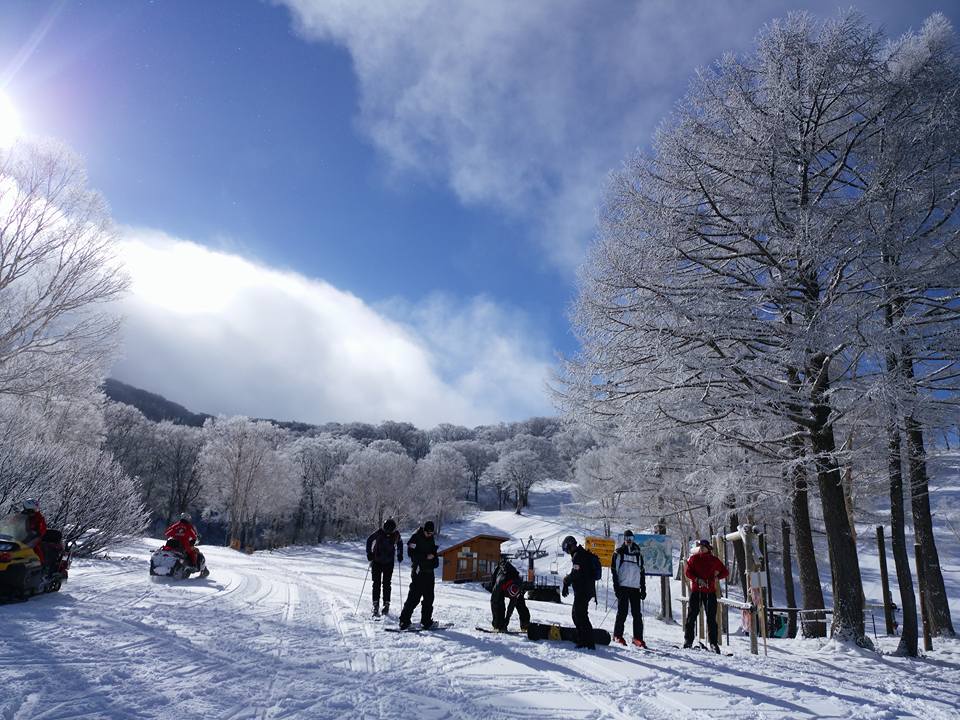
[561,12,960,651]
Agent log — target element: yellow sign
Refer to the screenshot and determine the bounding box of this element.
[585,536,616,566]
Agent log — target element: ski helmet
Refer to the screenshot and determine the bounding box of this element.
[423,521,435,533]
[22,498,39,512]
[180,512,192,522]
[561,535,577,553]
[696,539,711,550]
[623,529,634,539]
[383,518,397,533]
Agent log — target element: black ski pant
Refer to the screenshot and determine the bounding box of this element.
[613,587,644,640]
[371,561,394,607]
[684,591,719,646]
[399,569,434,626]
[491,589,530,630]
[572,593,594,648]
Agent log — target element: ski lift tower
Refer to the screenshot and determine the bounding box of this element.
[516,535,549,582]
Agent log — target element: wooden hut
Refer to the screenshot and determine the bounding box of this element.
[438,534,510,583]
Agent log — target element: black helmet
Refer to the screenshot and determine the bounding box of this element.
[383,518,397,533]
[423,521,435,533]
[179,512,192,522]
[561,536,577,553]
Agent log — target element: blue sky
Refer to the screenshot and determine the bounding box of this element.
[1,0,957,426]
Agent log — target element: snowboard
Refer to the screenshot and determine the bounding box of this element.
[674,642,733,656]
[385,623,454,633]
[475,626,525,635]
[526,622,611,646]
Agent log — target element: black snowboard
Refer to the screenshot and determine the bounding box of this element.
[526,622,611,646]
[475,626,525,635]
[385,623,454,633]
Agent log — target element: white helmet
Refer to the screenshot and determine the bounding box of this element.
[179,512,192,522]
[22,498,39,512]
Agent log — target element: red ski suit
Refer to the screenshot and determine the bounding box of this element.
[24,510,48,564]
[165,520,199,566]
[684,551,728,594]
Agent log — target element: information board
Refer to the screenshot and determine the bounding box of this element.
[584,536,616,566]
[630,534,675,577]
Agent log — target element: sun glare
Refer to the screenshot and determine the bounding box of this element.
[0,93,22,147]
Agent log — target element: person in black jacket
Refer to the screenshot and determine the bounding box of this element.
[366,518,403,616]
[490,555,530,631]
[398,520,439,630]
[561,535,596,649]
[611,529,647,647]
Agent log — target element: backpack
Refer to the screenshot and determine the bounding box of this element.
[588,551,603,581]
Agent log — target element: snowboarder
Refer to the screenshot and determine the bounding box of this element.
[366,518,403,616]
[611,529,647,647]
[490,554,530,632]
[398,520,439,630]
[683,539,729,653]
[561,535,596,650]
[165,513,206,574]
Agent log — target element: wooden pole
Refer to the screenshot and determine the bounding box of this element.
[915,542,933,651]
[876,526,895,635]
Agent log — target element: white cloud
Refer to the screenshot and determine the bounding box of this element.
[277,0,833,270]
[112,228,554,427]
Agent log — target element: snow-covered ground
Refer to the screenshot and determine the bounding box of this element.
[3,482,959,719]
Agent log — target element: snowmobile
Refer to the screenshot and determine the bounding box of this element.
[149,536,209,579]
[0,513,71,601]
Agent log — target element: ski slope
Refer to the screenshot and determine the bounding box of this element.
[2,486,959,719]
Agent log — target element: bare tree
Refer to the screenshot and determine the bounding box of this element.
[0,139,127,400]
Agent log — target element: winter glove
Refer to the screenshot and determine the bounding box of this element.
[367,554,374,562]
[640,589,646,600]
[696,578,709,590]
[562,583,569,598]
[613,582,621,597]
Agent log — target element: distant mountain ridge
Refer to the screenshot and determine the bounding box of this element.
[102,378,211,427]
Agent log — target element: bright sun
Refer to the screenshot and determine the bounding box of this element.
[0,93,22,147]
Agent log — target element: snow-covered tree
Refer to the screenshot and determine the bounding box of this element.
[414,445,470,535]
[0,139,127,400]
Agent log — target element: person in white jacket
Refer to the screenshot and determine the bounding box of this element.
[611,529,647,647]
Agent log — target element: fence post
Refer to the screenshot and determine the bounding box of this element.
[876,526,895,635]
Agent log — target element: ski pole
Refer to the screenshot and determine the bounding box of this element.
[356,562,370,613]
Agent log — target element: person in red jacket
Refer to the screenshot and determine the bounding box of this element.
[21,499,47,565]
[683,539,729,653]
[165,513,201,569]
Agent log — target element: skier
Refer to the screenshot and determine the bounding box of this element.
[398,520,439,630]
[366,518,403,616]
[683,539,729,653]
[561,535,596,650]
[611,529,647,647]
[20,499,48,566]
[165,513,207,576]
[490,554,530,632]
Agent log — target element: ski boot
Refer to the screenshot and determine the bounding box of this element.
[381,603,390,616]
[421,619,435,631]
[709,643,721,654]
[372,602,381,617]
[612,635,627,645]
[632,638,647,649]
[682,640,693,649]
[398,619,411,630]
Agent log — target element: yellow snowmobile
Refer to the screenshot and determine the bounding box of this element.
[0,512,71,600]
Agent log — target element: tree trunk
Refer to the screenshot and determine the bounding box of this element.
[790,436,826,637]
[888,423,918,656]
[728,510,747,599]
[808,353,867,645]
[904,415,955,636]
[781,518,798,638]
